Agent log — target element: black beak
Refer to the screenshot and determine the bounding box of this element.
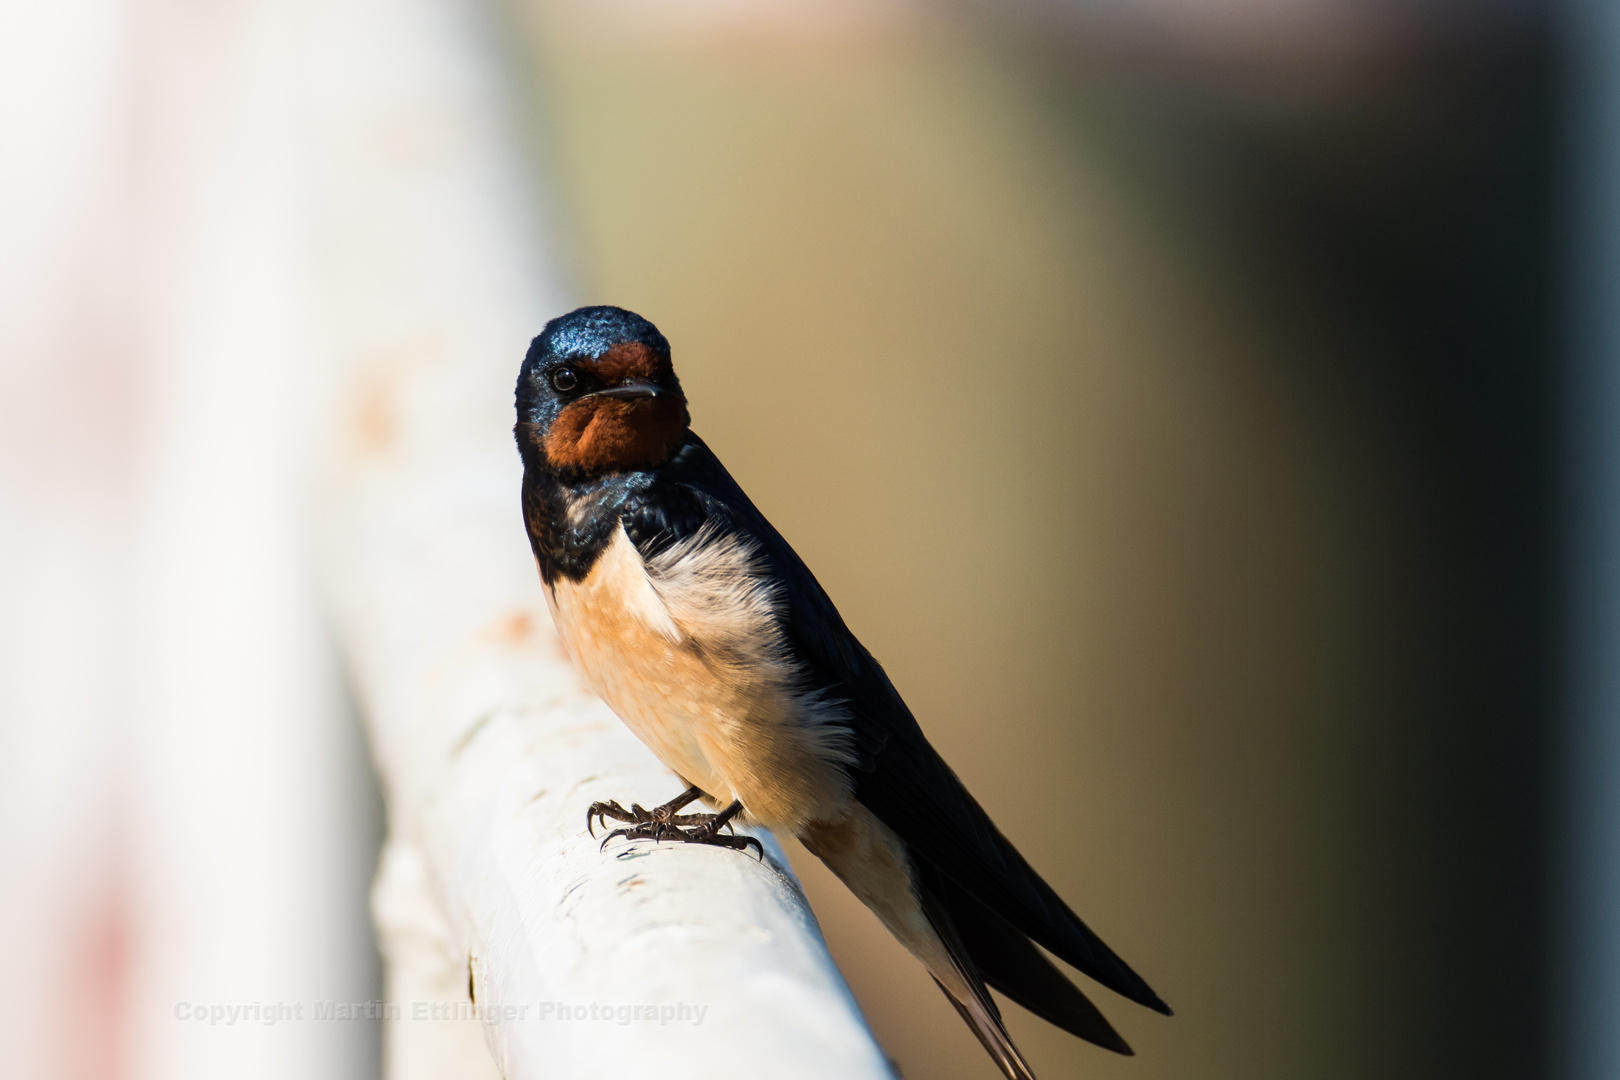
[584,380,665,401]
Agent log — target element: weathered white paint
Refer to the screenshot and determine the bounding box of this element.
[292,0,893,1077]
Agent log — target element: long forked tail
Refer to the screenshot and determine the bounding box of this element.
[932,974,1036,1080]
[915,859,1134,1080]
[917,866,1038,1080]
[857,741,1169,1016]
[802,805,1039,1079]
[919,860,1133,1055]
[801,804,1129,1080]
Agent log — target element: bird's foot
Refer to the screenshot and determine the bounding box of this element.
[592,796,762,859]
[596,819,763,858]
[584,799,715,838]
[586,785,711,839]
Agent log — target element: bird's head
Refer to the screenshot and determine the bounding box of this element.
[515,305,690,477]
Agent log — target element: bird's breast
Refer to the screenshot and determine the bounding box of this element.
[542,522,854,831]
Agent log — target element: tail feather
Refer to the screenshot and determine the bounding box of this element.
[932,976,1037,1080]
[926,862,1132,1054]
[803,802,1133,1080]
[855,743,1171,1015]
[918,872,1038,1080]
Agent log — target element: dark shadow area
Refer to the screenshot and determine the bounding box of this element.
[1013,19,1562,1078]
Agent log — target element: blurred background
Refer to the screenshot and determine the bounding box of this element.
[4,0,1618,1078]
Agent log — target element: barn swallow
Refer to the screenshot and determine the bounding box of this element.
[515,305,1169,1078]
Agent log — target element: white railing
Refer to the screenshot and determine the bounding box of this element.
[295,0,893,1077]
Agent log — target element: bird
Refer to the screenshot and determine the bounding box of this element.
[514,304,1170,1078]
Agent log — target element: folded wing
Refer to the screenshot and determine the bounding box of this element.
[626,435,1170,1037]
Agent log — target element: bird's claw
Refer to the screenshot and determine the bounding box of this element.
[586,798,719,837]
[598,820,763,860]
[585,799,631,838]
[587,789,758,859]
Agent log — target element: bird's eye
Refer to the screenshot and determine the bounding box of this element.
[550,368,578,392]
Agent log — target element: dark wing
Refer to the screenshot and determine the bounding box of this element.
[625,435,1170,1017]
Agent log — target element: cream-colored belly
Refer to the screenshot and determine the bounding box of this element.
[542,525,852,831]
